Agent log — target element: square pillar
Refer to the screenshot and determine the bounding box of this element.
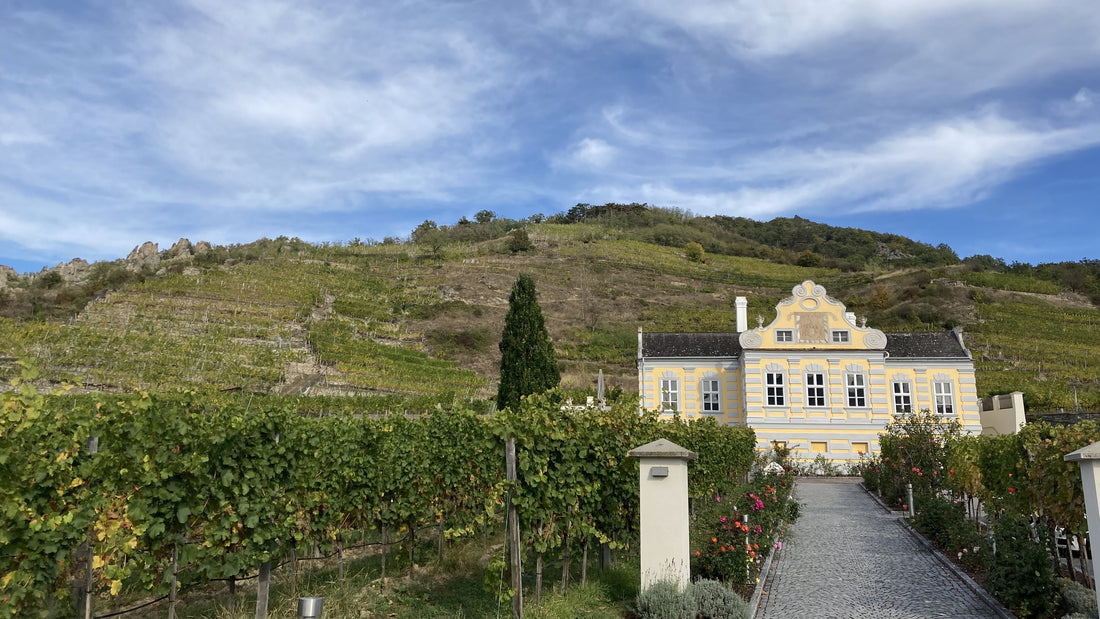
[628,438,698,591]
[1064,441,1100,613]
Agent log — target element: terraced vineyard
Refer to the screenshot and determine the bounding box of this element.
[1,222,1098,411]
[967,299,1100,411]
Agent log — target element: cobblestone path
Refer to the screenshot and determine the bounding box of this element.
[756,479,1009,619]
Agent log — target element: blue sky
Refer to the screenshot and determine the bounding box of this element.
[3,1,1100,275]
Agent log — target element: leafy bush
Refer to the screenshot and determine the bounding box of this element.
[635,580,696,619]
[691,471,794,584]
[1057,577,1098,618]
[912,494,987,571]
[985,514,1056,618]
[685,242,705,263]
[693,579,750,619]
[507,228,534,253]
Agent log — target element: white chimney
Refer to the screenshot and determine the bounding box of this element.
[736,297,748,332]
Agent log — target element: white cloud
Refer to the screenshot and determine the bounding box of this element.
[558,137,617,169]
[630,0,1100,98]
[578,111,1100,218]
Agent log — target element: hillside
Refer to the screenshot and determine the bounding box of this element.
[1,210,1098,413]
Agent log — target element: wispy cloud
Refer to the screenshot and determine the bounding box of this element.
[577,110,1100,217]
[1,0,1099,269]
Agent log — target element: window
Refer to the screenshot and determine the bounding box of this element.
[832,330,850,344]
[766,371,785,406]
[811,441,828,453]
[701,378,721,413]
[852,442,869,455]
[805,371,827,407]
[892,380,913,414]
[934,380,955,416]
[775,329,793,343]
[660,378,679,411]
[846,373,867,408]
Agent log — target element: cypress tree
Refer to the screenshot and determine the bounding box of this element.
[496,274,560,411]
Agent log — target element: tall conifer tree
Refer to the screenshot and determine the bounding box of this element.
[496,274,560,411]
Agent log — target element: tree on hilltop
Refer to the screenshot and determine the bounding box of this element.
[496,274,560,411]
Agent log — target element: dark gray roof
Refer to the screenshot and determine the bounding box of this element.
[883,331,969,359]
[641,332,742,358]
[640,329,969,359]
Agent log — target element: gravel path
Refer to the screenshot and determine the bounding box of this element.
[756,478,1011,619]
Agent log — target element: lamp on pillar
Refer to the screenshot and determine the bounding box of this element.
[627,438,698,591]
[1063,441,1100,613]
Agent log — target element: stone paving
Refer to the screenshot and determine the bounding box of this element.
[756,479,1010,619]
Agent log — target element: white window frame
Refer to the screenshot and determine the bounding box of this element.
[775,329,793,343]
[765,365,786,407]
[934,377,955,416]
[891,378,913,415]
[832,330,850,344]
[805,371,827,408]
[701,376,721,413]
[846,372,867,408]
[660,377,679,412]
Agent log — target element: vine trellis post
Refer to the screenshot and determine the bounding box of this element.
[506,437,522,618]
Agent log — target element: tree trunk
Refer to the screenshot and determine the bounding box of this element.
[599,541,611,572]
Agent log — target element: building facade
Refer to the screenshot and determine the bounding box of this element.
[637,280,981,464]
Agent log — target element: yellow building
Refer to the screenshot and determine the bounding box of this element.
[637,280,981,465]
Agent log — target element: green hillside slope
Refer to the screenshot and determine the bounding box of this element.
[1,214,1097,412]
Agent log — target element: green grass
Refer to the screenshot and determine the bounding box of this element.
[956,271,1063,295]
[118,536,638,619]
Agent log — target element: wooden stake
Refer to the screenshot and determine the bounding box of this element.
[168,544,178,619]
[254,559,271,619]
[506,437,523,618]
[380,524,388,587]
[581,537,589,586]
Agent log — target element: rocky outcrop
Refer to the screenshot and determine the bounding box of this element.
[52,258,93,284]
[0,265,16,290]
[126,242,160,273]
[875,242,913,260]
[167,238,193,259]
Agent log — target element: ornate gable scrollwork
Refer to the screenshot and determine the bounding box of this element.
[864,330,887,349]
[739,330,763,349]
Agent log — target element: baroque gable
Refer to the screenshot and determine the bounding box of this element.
[738,280,887,351]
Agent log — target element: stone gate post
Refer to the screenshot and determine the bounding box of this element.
[628,438,698,590]
[1064,441,1100,613]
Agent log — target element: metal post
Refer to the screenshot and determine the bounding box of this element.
[906,483,915,518]
[298,597,323,619]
